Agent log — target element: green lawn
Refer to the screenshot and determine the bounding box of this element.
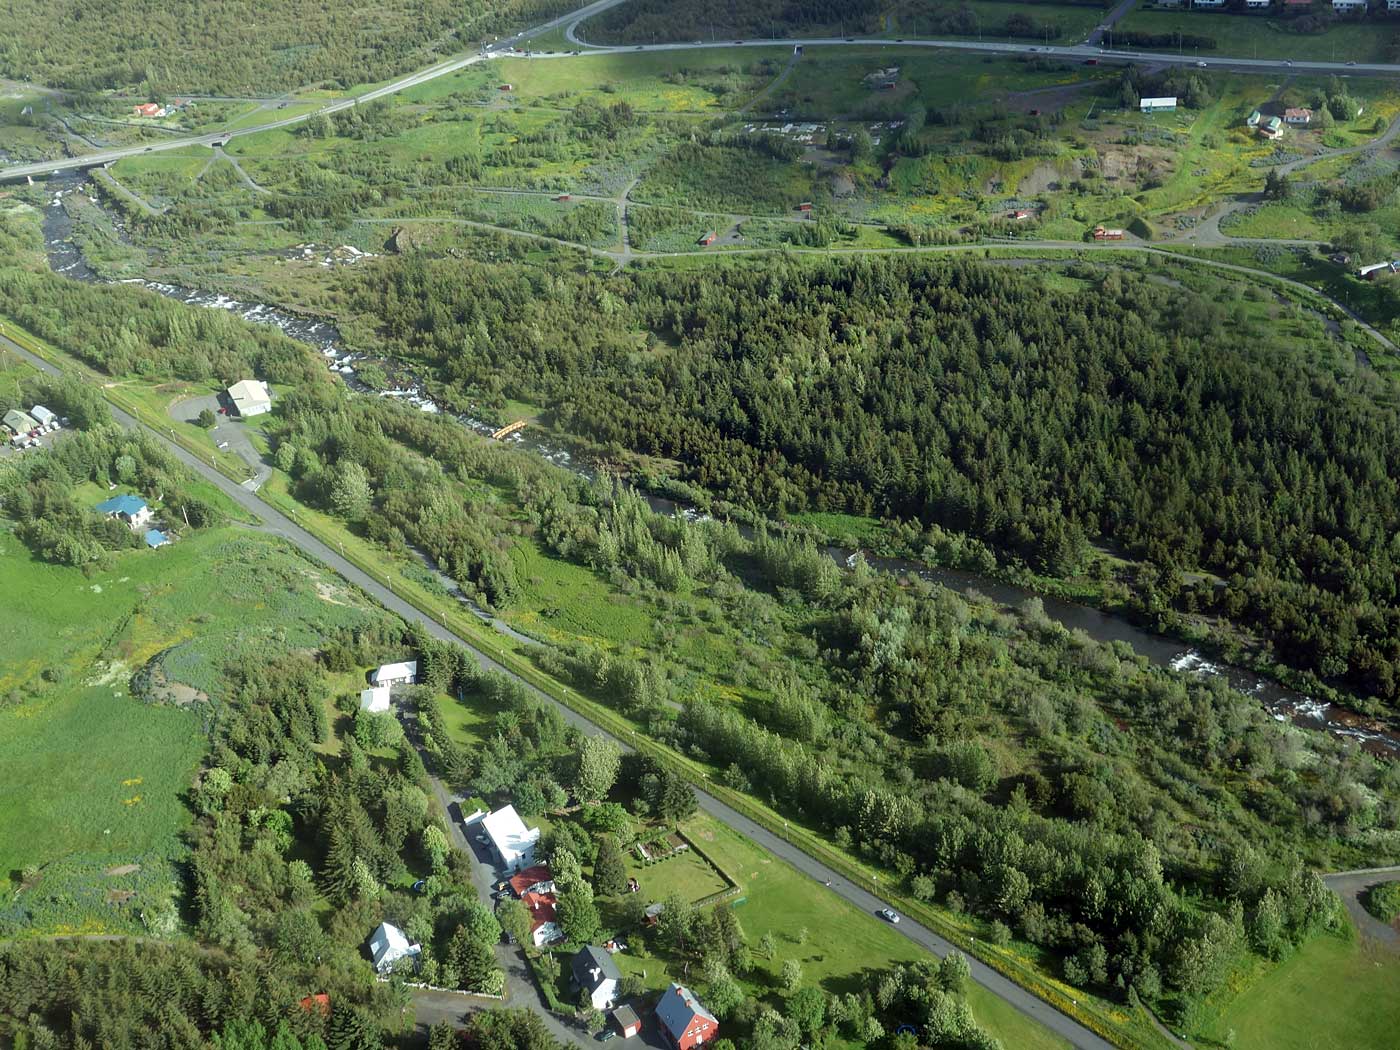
[0,527,382,934]
[617,839,729,906]
[1116,10,1400,64]
[1201,928,1400,1050]
[678,815,1071,1050]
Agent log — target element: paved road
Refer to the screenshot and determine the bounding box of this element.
[0,326,1112,1049]
[1323,866,1400,949]
[1086,0,1140,47]
[7,0,1400,184]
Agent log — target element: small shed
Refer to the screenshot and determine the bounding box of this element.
[612,1004,642,1039]
[359,685,391,713]
[697,231,718,246]
[1092,225,1125,241]
[1139,97,1177,113]
[797,201,813,212]
[499,83,514,92]
[30,405,57,427]
[144,529,170,549]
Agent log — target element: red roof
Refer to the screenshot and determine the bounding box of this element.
[523,890,557,930]
[509,864,552,896]
[299,994,331,1016]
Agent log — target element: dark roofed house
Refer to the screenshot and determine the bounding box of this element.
[656,983,718,1050]
[571,945,621,1011]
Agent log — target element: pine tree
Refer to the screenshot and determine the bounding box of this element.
[321,825,359,906]
[593,835,627,897]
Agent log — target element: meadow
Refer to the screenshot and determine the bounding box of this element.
[1115,10,1400,64]
[1198,928,1400,1050]
[0,527,382,935]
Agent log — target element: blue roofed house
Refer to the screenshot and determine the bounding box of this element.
[144,529,170,549]
[656,983,719,1050]
[96,494,153,531]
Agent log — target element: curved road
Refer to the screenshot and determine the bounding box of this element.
[0,326,1113,1049]
[7,0,1400,184]
[1323,866,1400,949]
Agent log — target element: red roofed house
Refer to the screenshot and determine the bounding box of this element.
[1284,107,1312,125]
[656,983,718,1050]
[299,994,331,1017]
[522,890,562,946]
[698,231,718,246]
[509,864,555,897]
[1092,225,1125,241]
[134,102,161,117]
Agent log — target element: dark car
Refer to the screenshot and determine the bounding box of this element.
[596,1031,617,1043]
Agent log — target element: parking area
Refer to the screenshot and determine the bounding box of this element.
[168,393,270,489]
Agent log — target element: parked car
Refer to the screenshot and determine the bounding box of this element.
[596,1030,616,1043]
[878,908,900,924]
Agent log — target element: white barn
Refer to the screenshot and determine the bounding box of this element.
[227,379,273,417]
[479,804,540,871]
[371,660,418,687]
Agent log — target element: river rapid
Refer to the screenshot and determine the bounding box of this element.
[35,171,1400,755]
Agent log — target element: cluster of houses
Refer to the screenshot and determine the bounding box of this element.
[131,99,191,119]
[94,493,169,548]
[4,403,60,447]
[571,943,717,1046]
[1246,104,1337,140]
[1154,0,1398,12]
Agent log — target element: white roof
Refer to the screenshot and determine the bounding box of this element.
[360,686,391,713]
[30,405,56,424]
[1140,97,1177,108]
[481,804,540,863]
[227,379,271,410]
[368,922,420,971]
[371,660,417,684]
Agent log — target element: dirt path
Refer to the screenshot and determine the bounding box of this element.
[93,167,162,216]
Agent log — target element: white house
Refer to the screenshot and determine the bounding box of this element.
[1193,0,1226,8]
[1332,0,1366,10]
[571,946,621,1011]
[371,660,418,687]
[478,803,540,871]
[1284,107,1312,124]
[359,685,392,713]
[1245,0,1271,8]
[367,922,421,974]
[1140,97,1178,113]
[226,379,273,417]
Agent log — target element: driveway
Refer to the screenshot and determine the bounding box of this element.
[168,393,270,490]
[1323,867,1400,950]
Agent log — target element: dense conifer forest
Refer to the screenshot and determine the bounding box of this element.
[0,0,572,94]
[335,253,1400,709]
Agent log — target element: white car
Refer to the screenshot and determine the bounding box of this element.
[878,908,900,924]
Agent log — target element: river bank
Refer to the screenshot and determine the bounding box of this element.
[32,169,1400,755]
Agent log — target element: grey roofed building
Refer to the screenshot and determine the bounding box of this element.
[571,945,621,1010]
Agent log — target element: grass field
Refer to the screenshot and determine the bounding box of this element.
[678,815,1071,1049]
[1116,10,1400,63]
[1199,928,1400,1050]
[0,526,382,934]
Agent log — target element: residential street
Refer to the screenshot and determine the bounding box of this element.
[0,327,1116,1048]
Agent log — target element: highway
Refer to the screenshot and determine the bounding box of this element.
[4,0,1400,183]
[0,323,1118,1049]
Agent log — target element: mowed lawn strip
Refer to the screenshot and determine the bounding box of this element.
[1201,928,1400,1050]
[679,815,1072,1050]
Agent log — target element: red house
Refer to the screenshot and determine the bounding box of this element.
[697,231,718,246]
[133,102,161,117]
[1092,225,1125,241]
[797,201,813,212]
[656,983,718,1050]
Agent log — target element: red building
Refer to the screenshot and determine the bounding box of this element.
[656,983,718,1050]
[697,231,718,246]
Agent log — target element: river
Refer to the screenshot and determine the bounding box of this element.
[35,171,1400,754]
